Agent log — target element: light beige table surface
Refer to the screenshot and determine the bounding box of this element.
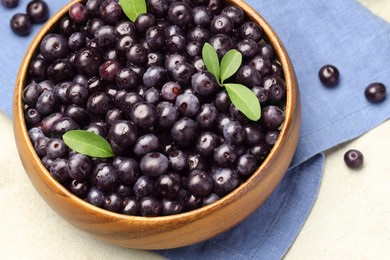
[1,1,390,259]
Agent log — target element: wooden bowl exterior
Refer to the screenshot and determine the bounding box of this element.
[13,0,301,249]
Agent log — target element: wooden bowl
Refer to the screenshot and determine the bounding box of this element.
[13,0,301,250]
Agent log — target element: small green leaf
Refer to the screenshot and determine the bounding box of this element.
[220,49,242,83]
[119,0,147,22]
[224,83,261,121]
[63,130,114,158]
[202,42,220,83]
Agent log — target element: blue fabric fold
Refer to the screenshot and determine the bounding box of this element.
[1,0,390,259]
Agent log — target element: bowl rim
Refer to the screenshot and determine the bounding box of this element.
[13,0,299,224]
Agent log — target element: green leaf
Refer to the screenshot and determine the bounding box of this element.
[220,49,242,83]
[202,42,220,83]
[63,130,114,158]
[224,83,261,121]
[119,0,147,22]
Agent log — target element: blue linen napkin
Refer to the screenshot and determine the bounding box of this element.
[1,0,390,259]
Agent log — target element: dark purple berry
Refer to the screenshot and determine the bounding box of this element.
[140,152,169,177]
[50,117,79,138]
[87,92,113,116]
[221,5,244,25]
[211,167,240,196]
[122,197,139,215]
[319,64,340,87]
[50,158,70,183]
[196,131,219,156]
[67,154,92,181]
[237,154,258,177]
[92,163,118,191]
[187,170,212,197]
[40,34,69,62]
[364,82,386,103]
[99,0,122,25]
[108,120,138,149]
[46,138,68,159]
[1,0,19,8]
[262,105,284,130]
[133,134,160,156]
[170,117,199,147]
[130,102,157,129]
[156,173,181,199]
[344,149,364,169]
[133,176,155,198]
[139,197,162,216]
[10,13,31,36]
[69,3,88,24]
[74,47,103,77]
[223,121,246,146]
[240,21,263,41]
[167,2,192,27]
[214,143,237,166]
[26,0,49,23]
[175,93,200,117]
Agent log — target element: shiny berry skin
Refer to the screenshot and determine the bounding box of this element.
[26,0,49,23]
[196,103,219,129]
[28,127,45,143]
[262,105,284,130]
[249,143,270,162]
[155,101,179,128]
[1,0,19,8]
[99,0,122,25]
[50,158,70,183]
[115,20,136,37]
[223,121,246,146]
[192,6,212,27]
[221,5,244,25]
[318,64,340,87]
[215,90,231,112]
[65,105,89,127]
[130,102,157,129]
[156,173,181,199]
[244,123,264,145]
[46,138,68,159]
[187,170,212,197]
[237,39,259,59]
[108,120,138,148]
[145,25,166,50]
[47,59,75,83]
[29,58,48,81]
[166,34,186,53]
[94,25,118,47]
[240,21,263,41]
[230,104,250,124]
[161,82,182,101]
[115,68,138,90]
[147,0,168,18]
[33,136,49,157]
[142,65,168,89]
[186,41,202,57]
[25,108,41,126]
[167,2,192,27]
[259,43,275,61]
[135,13,156,34]
[168,150,188,172]
[236,65,262,87]
[87,92,113,116]
[210,15,234,35]
[236,154,258,177]
[92,163,118,191]
[69,3,88,24]
[187,26,211,44]
[211,167,240,196]
[66,83,89,106]
[196,131,219,157]
[265,130,279,146]
[140,152,169,177]
[68,32,87,51]
[133,134,160,156]
[40,34,69,62]
[175,93,200,117]
[103,192,123,212]
[122,197,139,215]
[214,143,237,166]
[203,193,220,206]
[162,199,183,215]
[39,112,63,134]
[36,90,57,116]
[87,187,104,207]
[23,82,43,107]
[171,63,197,85]
[133,175,155,198]
[191,71,218,96]
[364,82,386,103]
[249,55,272,77]
[140,197,162,216]
[165,53,187,72]
[344,149,364,169]
[120,92,142,116]
[10,13,31,36]
[99,60,121,81]
[126,43,148,65]
[74,47,103,77]
[67,154,92,181]
[69,180,88,197]
[170,117,198,147]
[209,34,234,58]
[50,117,79,138]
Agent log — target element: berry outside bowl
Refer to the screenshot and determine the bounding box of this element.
[13,0,301,250]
